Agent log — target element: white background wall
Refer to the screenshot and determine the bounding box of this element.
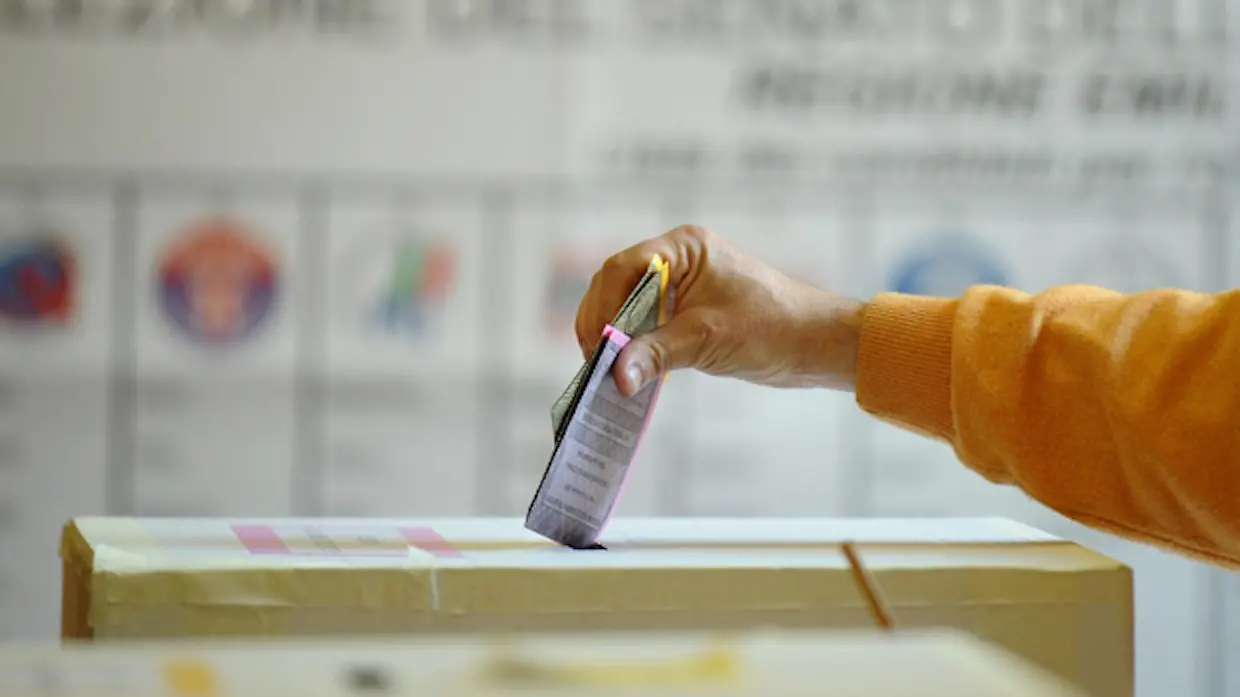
[0,1,1236,696]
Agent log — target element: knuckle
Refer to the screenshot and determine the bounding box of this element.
[600,255,625,277]
[693,313,724,347]
[587,267,605,290]
[692,312,740,368]
[676,224,713,245]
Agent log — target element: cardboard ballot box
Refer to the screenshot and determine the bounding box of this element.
[4,630,1087,697]
[60,517,1132,697]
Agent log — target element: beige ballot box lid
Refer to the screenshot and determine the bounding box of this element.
[3,631,1088,697]
[60,517,1133,697]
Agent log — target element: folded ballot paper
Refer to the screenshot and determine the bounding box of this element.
[526,255,671,548]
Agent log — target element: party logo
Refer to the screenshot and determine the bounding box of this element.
[364,235,455,336]
[0,235,75,326]
[157,217,278,346]
[890,234,1008,297]
[336,222,456,340]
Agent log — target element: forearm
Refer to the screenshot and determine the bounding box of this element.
[855,284,1240,567]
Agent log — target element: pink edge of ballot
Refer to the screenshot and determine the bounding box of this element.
[524,325,666,548]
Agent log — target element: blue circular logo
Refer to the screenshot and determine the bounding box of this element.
[890,235,1008,297]
[157,217,278,347]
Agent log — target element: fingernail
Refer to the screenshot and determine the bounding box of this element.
[625,362,648,393]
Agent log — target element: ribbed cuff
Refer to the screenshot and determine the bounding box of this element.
[855,293,957,440]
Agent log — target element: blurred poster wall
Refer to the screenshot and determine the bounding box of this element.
[0,2,1235,696]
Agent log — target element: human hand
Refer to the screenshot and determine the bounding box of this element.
[575,225,865,397]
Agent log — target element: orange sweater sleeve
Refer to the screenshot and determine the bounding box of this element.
[855,284,1240,568]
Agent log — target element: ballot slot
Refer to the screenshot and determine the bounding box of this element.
[527,325,662,549]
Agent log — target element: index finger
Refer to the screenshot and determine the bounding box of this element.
[573,226,701,355]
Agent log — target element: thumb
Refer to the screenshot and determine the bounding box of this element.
[613,319,704,397]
